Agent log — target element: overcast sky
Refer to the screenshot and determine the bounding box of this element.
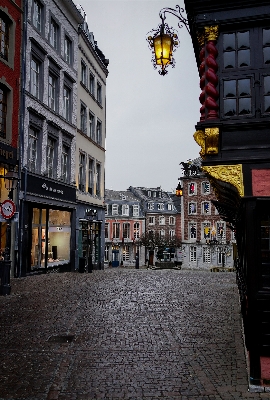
[78,0,201,192]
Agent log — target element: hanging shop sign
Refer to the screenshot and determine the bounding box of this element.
[0,199,16,219]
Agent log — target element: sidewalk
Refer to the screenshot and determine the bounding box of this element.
[0,269,270,399]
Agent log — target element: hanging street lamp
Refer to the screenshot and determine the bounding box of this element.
[146,5,190,76]
[175,181,183,197]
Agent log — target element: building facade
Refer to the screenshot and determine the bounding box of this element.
[104,189,145,267]
[0,0,22,279]
[129,186,180,266]
[184,0,270,383]
[19,0,83,275]
[179,159,234,270]
[76,17,109,271]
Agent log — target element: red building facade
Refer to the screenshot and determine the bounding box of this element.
[0,0,22,275]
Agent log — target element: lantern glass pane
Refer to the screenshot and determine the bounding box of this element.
[154,34,173,65]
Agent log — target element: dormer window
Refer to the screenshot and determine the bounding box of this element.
[157,203,164,210]
[112,204,118,215]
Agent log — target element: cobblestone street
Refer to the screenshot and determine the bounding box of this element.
[0,269,269,399]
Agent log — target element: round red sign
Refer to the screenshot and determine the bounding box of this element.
[1,199,16,219]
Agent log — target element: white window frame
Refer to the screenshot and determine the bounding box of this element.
[188,202,197,215]
[148,202,154,210]
[188,182,197,196]
[112,204,118,215]
[157,203,164,210]
[202,181,210,195]
[159,216,165,225]
[201,201,211,215]
[189,223,197,240]
[122,204,129,216]
[190,246,197,262]
[133,205,139,216]
[169,216,175,225]
[149,216,155,225]
[203,247,211,263]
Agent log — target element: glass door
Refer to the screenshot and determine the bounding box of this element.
[31,208,47,270]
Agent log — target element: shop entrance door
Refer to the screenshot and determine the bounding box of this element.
[31,208,47,270]
[112,250,119,267]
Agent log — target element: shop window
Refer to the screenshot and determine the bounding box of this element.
[203,247,211,263]
[123,245,130,261]
[190,246,197,262]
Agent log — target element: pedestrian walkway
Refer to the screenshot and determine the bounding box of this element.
[0,269,270,399]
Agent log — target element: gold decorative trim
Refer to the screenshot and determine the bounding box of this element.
[193,130,205,158]
[205,25,219,42]
[193,127,219,157]
[205,127,219,155]
[197,31,205,48]
[202,164,244,197]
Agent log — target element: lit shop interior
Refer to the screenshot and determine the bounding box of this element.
[31,208,71,270]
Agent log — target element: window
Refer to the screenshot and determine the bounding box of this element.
[28,127,39,172]
[190,246,197,262]
[32,0,42,32]
[159,216,165,225]
[104,245,109,261]
[223,31,250,69]
[202,201,210,215]
[105,205,108,216]
[0,13,9,61]
[133,205,139,216]
[96,163,101,197]
[148,191,151,197]
[112,204,118,215]
[123,223,130,239]
[218,248,225,265]
[30,57,40,98]
[202,181,210,194]
[203,247,211,263]
[97,82,102,104]
[134,222,140,239]
[89,73,95,95]
[61,144,69,183]
[263,75,270,113]
[88,158,94,194]
[48,73,57,112]
[0,86,7,138]
[122,204,129,216]
[263,29,270,65]
[89,112,95,140]
[46,137,56,178]
[188,202,197,215]
[105,223,109,238]
[217,222,226,241]
[63,85,71,122]
[149,216,155,225]
[49,18,59,49]
[80,103,87,134]
[203,222,211,239]
[157,203,164,210]
[168,203,173,211]
[78,152,86,191]
[188,182,196,195]
[223,78,251,116]
[64,36,72,64]
[113,223,120,238]
[123,245,130,261]
[96,120,102,145]
[159,229,165,238]
[169,216,175,225]
[169,230,175,238]
[148,202,154,210]
[81,61,87,85]
[189,223,197,239]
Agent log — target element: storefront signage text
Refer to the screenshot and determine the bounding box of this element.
[42,183,64,195]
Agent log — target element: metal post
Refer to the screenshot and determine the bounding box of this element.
[0,221,11,295]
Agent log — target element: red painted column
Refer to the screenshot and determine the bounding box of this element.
[205,26,219,120]
[198,33,206,121]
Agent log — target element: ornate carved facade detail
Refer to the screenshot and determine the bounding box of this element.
[197,31,206,121]
[202,164,244,197]
[204,25,219,120]
[193,127,219,157]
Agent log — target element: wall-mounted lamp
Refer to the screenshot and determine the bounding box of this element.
[146,5,190,75]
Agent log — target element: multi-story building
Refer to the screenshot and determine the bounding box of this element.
[129,186,180,266]
[184,0,270,382]
[76,16,109,270]
[19,0,83,275]
[0,0,22,282]
[179,159,234,270]
[104,189,145,267]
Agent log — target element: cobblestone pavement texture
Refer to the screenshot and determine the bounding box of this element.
[1,268,270,400]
